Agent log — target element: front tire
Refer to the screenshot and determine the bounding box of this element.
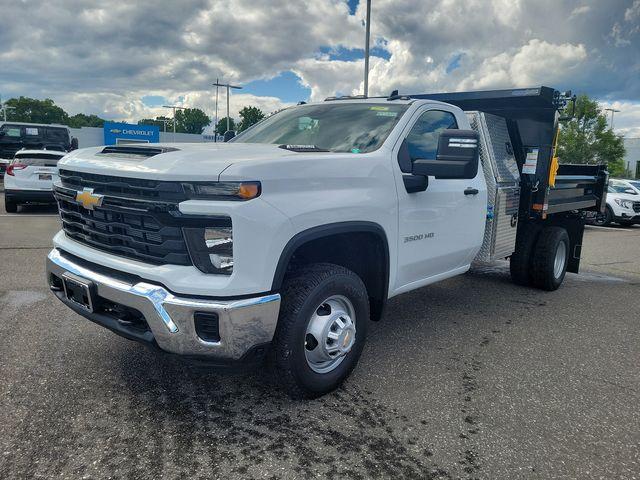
[531,227,570,291]
[270,263,369,399]
[4,197,17,213]
[592,206,613,227]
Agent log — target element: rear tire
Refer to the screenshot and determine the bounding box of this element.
[270,263,369,399]
[4,197,17,213]
[510,224,541,286]
[531,227,570,291]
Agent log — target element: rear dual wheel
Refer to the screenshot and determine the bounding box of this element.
[510,225,570,291]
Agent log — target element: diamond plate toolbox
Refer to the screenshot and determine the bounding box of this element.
[467,111,521,262]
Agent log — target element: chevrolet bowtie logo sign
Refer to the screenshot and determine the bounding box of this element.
[75,188,104,210]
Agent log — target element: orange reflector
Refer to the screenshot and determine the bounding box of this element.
[237,182,261,199]
[532,203,544,211]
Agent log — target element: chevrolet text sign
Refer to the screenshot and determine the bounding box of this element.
[103,121,159,145]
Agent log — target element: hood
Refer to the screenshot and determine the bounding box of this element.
[609,191,640,202]
[57,142,324,181]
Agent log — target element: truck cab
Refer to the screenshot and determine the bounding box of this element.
[45,87,607,398]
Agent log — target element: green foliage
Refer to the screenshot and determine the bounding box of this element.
[5,96,69,124]
[238,106,265,132]
[68,113,105,128]
[558,94,627,176]
[175,108,210,134]
[215,117,236,135]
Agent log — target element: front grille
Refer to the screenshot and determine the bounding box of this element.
[58,169,188,202]
[634,202,640,213]
[54,173,192,266]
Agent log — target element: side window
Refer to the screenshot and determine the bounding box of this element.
[406,110,458,160]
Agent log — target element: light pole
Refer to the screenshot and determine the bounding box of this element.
[212,81,242,135]
[214,78,219,142]
[604,108,620,130]
[162,105,186,141]
[363,0,372,97]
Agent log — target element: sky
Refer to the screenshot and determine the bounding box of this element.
[1,0,639,136]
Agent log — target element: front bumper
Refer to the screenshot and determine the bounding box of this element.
[46,248,281,363]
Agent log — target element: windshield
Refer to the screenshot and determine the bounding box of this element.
[233,103,409,153]
[630,181,640,191]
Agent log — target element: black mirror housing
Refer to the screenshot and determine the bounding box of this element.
[223,130,236,142]
[412,129,479,179]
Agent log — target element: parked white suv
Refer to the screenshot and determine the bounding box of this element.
[4,149,66,213]
[589,178,640,226]
[45,87,607,398]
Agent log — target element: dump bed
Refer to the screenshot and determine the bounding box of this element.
[410,87,608,220]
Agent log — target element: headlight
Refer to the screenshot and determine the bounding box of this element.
[614,198,632,209]
[183,222,233,275]
[182,181,261,200]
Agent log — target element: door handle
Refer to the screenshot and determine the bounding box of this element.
[464,187,479,195]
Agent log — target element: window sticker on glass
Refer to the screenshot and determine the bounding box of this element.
[376,111,398,117]
[25,128,39,136]
[369,106,389,111]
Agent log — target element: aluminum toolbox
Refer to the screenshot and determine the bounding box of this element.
[467,111,521,262]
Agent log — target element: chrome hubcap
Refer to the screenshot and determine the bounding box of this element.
[554,241,567,279]
[304,295,356,374]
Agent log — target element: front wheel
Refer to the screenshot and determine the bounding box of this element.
[270,263,369,399]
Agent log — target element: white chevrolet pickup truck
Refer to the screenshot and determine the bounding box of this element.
[46,87,607,398]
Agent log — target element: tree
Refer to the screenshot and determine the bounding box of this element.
[5,96,69,124]
[238,106,265,132]
[558,94,627,176]
[68,113,105,128]
[175,108,210,134]
[215,117,236,135]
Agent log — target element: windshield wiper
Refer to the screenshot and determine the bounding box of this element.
[278,144,330,152]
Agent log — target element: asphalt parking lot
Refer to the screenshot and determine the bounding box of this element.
[1,192,639,480]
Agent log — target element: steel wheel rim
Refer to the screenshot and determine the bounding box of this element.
[304,295,356,374]
[554,241,567,279]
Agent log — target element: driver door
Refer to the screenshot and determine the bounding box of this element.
[392,107,486,294]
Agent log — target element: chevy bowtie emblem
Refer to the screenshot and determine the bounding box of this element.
[75,188,104,210]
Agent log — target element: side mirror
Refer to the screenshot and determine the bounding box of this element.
[70,137,79,150]
[412,129,479,179]
[223,130,236,142]
[624,188,637,195]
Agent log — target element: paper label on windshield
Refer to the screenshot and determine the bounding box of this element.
[25,128,39,136]
[523,148,538,174]
[369,106,389,111]
[376,111,397,117]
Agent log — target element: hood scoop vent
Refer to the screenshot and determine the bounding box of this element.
[98,145,180,158]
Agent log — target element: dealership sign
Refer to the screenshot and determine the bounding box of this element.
[103,121,159,145]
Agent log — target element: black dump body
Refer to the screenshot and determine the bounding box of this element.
[410,86,608,220]
[410,86,609,274]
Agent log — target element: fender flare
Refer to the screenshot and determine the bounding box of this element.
[270,221,390,296]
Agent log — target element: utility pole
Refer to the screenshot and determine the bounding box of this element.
[214,78,219,142]
[363,0,372,97]
[212,81,242,134]
[604,108,621,130]
[0,95,15,122]
[162,105,186,141]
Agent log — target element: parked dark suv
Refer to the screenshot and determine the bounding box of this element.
[0,122,77,175]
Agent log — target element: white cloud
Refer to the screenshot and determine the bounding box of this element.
[570,5,591,18]
[598,100,640,137]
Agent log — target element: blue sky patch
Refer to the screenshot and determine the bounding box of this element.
[242,71,311,103]
[446,53,464,74]
[141,95,167,107]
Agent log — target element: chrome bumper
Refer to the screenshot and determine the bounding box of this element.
[46,248,281,361]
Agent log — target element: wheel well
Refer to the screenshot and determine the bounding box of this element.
[272,223,389,321]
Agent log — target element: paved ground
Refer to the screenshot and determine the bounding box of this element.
[0,192,639,480]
